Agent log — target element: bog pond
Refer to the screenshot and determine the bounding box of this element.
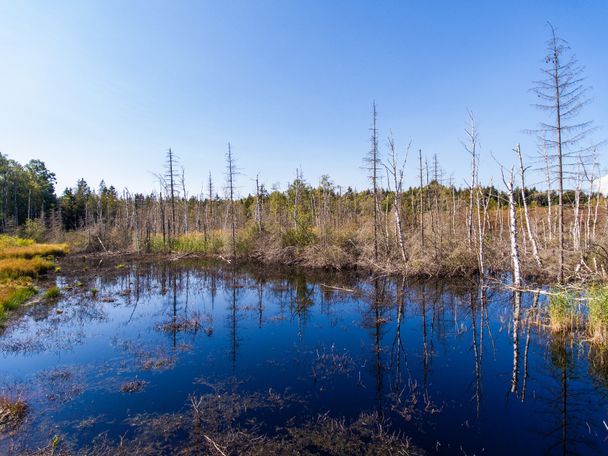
[0,258,607,455]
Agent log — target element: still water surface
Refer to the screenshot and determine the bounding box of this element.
[1,259,607,454]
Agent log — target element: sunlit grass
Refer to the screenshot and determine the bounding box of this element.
[548,290,581,333]
[0,235,34,248]
[0,281,37,321]
[44,286,61,299]
[587,286,608,346]
[0,236,65,320]
[0,257,56,279]
[0,243,68,259]
[149,232,224,254]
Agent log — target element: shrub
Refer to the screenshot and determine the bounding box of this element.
[22,219,46,242]
[282,227,318,249]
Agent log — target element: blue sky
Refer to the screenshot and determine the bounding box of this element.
[0,0,606,196]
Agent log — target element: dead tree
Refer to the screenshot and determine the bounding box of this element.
[364,101,381,261]
[385,135,409,262]
[515,144,542,267]
[255,173,263,232]
[226,143,237,260]
[531,23,597,282]
[503,166,522,287]
[418,149,425,247]
[464,110,478,248]
[181,167,188,234]
[165,149,179,238]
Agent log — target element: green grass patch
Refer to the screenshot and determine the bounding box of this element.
[0,282,37,321]
[44,286,61,299]
[548,289,581,333]
[587,286,608,346]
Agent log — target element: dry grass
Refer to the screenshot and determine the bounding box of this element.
[0,257,56,278]
[0,236,65,320]
[0,243,68,259]
[120,379,148,393]
[0,395,28,434]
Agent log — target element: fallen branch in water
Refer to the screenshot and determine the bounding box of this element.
[321,283,355,293]
[204,434,228,456]
[169,252,194,261]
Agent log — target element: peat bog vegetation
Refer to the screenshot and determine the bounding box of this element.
[1,6,608,455]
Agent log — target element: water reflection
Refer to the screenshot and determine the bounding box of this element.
[0,260,606,455]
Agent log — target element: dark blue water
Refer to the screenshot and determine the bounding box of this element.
[0,259,607,455]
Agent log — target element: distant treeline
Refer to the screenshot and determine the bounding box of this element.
[0,151,598,235]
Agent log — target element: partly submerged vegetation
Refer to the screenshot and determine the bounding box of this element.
[1,259,607,455]
[587,286,608,345]
[548,290,581,333]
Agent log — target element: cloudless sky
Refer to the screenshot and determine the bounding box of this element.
[0,0,606,196]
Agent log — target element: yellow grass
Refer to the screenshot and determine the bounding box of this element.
[0,236,65,321]
[0,257,56,278]
[0,243,69,259]
[0,235,34,248]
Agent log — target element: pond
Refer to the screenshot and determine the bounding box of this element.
[0,258,607,455]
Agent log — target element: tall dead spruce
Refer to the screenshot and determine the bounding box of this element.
[531,23,596,282]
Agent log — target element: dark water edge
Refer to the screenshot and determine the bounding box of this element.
[0,257,607,455]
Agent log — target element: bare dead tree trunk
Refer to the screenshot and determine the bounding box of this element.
[226,143,237,260]
[385,136,408,262]
[515,144,542,267]
[465,110,477,249]
[504,167,522,287]
[418,149,425,248]
[167,148,177,238]
[542,144,553,243]
[366,101,380,261]
[255,173,263,233]
[181,167,188,234]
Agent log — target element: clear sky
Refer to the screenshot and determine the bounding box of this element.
[1,0,606,196]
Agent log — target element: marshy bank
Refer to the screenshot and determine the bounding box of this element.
[0,257,607,455]
[0,235,68,324]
